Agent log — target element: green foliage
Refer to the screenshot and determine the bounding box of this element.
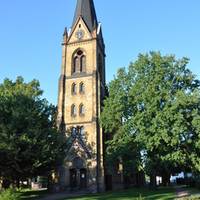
[136,194,145,200]
[101,68,143,174]
[0,77,67,187]
[101,52,200,182]
[0,189,20,200]
[182,197,200,200]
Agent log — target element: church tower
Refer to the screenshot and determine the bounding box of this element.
[57,0,106,192]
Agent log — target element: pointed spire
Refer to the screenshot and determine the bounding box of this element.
[63,27,68,43]
[72,0,98,32]
[63,27,68,36]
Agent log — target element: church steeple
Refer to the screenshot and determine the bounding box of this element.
[57,0,106,192]
[72,0,98,32]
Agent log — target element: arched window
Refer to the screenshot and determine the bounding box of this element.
[71,127,77,137]
[72,50,86,74]
[80,55,86,72]
[79,104,85,116]
[79,82,85,94]
[73,56,79,73]
[71,104,77,117]
[98,54,103,81]
[71,83,77,95]
[80,126,86,141]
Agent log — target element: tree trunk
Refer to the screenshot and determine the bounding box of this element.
[47,174,53,192]
[16,178,20,189]
[162,173,170,186]
[150,171,157,189]
[27,178,32,188]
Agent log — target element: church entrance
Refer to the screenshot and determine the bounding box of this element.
[70,169,77,188]
[70,157,87,189]
[80,168,87,188]
[69,168,87,189]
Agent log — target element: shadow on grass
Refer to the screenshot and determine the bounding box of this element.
[18,186,200,200]
[67,187,176,200]
[19,189,48,200]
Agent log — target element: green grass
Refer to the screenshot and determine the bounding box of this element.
[183,186,200,199]
[18,189,48,200]
[18,186,200,200]
[0,188,20,200]
[17,187,176,200]
[66,187,176,200]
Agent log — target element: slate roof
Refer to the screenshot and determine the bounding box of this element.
[72,0,98,32]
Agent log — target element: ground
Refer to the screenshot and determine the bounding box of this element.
[19,186,200,200]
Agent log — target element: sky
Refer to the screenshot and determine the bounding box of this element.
[0,0,200,105]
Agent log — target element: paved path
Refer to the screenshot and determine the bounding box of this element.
[175,186,190,199]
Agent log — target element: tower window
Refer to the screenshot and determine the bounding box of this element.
[98,54,103,81]
[71,127,77,137]
[71,104,77,117]
[72,50,86,74]
[79,82,85,94]
[73,56,79,73]
[71,83,77,95]
[80,55,86,72]
[79,104,85,116]
[80,126,86,141]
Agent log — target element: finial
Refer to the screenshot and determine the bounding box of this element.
[63,27,68,36]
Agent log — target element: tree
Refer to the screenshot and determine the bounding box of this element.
[0,77,67,188]
[101,68,143,183]
[101,52,200,187]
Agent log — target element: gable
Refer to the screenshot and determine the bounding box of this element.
[68,17,93,44]
[65,134,93,161]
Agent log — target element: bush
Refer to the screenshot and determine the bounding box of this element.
[0,189,20,200]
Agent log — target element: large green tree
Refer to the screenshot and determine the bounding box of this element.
[0,77,66,188]
[101,52,200,186]
[101,68,143,180]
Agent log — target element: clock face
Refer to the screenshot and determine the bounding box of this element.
[75,29,84,40]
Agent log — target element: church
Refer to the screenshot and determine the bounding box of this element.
[57,0,106,192]
[56,0,144,192]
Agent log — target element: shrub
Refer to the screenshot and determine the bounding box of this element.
[0,189,20,200]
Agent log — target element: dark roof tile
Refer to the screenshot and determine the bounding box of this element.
[72,0,98,32]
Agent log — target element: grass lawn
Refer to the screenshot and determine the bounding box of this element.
[19,189,48,200]
[185,186,200,198]
[18,186,200,200]
[18,187,176,200]
[67,187,176,200]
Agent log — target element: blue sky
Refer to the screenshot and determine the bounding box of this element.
[0,0,200,105]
